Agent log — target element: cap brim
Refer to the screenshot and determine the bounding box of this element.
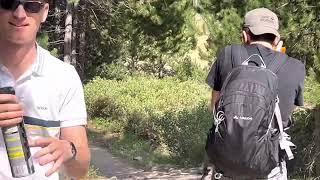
[249,26,280,38]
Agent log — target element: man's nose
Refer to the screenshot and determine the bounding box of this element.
[12,5,27,19]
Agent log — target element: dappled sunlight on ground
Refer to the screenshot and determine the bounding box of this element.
[90,144,210,180]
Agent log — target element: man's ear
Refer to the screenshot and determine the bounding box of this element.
[242,31,249,44]
[41,4,49,23]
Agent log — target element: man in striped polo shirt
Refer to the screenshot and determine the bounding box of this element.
[0,0,90,179]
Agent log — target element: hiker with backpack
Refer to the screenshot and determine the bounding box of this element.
[205,8,305,179]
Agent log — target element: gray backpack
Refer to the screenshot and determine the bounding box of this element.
[205,45,295,178]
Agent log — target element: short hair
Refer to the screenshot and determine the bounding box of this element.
[243,27,276,44]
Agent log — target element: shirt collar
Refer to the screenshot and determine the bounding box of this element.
[31,43,46,76]
[16,44,46,83]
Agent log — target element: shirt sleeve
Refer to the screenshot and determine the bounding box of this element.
[59,66,87,127]
[294,62,306,106]
[206,48,225,91]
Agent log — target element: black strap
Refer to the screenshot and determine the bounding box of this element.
[267,52,288,74]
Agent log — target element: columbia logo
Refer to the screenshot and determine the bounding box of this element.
[233,115,253,121]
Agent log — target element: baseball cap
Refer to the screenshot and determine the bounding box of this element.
[244,8,280,38]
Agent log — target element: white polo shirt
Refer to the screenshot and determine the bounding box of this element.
[0,45,87,179]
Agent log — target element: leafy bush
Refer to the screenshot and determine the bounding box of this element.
[284,75,320,178]
[84,76,212,165]
[288,108,320,178]
[304,72,320,106]
[154,101,212,165]
[172,56,208,83]
[96,63,130,81]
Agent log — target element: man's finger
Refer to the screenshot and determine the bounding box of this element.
[37,153,54,166]
[0,111,23,120]
[38,150,62,166]
[45,157,63,177]
[33,144,56,159]
[0,104,22,113]
[0,117,23,127]
[0,94,19,103]
[29,138,55,147]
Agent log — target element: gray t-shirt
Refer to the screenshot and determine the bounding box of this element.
[206,44,305,128]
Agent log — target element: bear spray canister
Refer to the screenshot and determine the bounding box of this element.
[0,67,34,178]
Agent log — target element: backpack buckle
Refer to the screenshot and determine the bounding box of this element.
[214,111,225,133]
[214,173,223,179]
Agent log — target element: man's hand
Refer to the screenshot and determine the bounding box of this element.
[29,138,74,177]
[0,94,23,127]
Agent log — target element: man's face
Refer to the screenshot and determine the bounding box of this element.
[0,0,49,45]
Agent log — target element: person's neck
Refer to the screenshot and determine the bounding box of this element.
[0,42,37,80]
[250,41,273,50]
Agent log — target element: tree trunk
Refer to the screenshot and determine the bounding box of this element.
[71,2,77,67]
[63,1,73,64]
[76,0,87,80]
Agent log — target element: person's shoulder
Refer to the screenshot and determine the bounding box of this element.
[286,55,305,70]
[280,54,305,77]
[223,44,245,51]
[217,44,245,58]
[274,51,304,67]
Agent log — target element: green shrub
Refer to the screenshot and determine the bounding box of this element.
[155,101,212,165]
[84,76,212,164]
[172,56,208,82]
[304,75,320,106]
[288,108,320,178]
[284,76,320,178]
[96,63,129,81]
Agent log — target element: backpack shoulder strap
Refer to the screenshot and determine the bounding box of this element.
[270,52,294,159]
[267,52,288,74]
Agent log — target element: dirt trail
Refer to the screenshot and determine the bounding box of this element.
[90,145,211,180]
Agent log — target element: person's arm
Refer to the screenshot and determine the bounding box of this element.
[294,62,306,107]
[30,66,90,178]
[30,126,90,178]
[209,90,220,113]
[60,126,90,178]
[206,48,226,113]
